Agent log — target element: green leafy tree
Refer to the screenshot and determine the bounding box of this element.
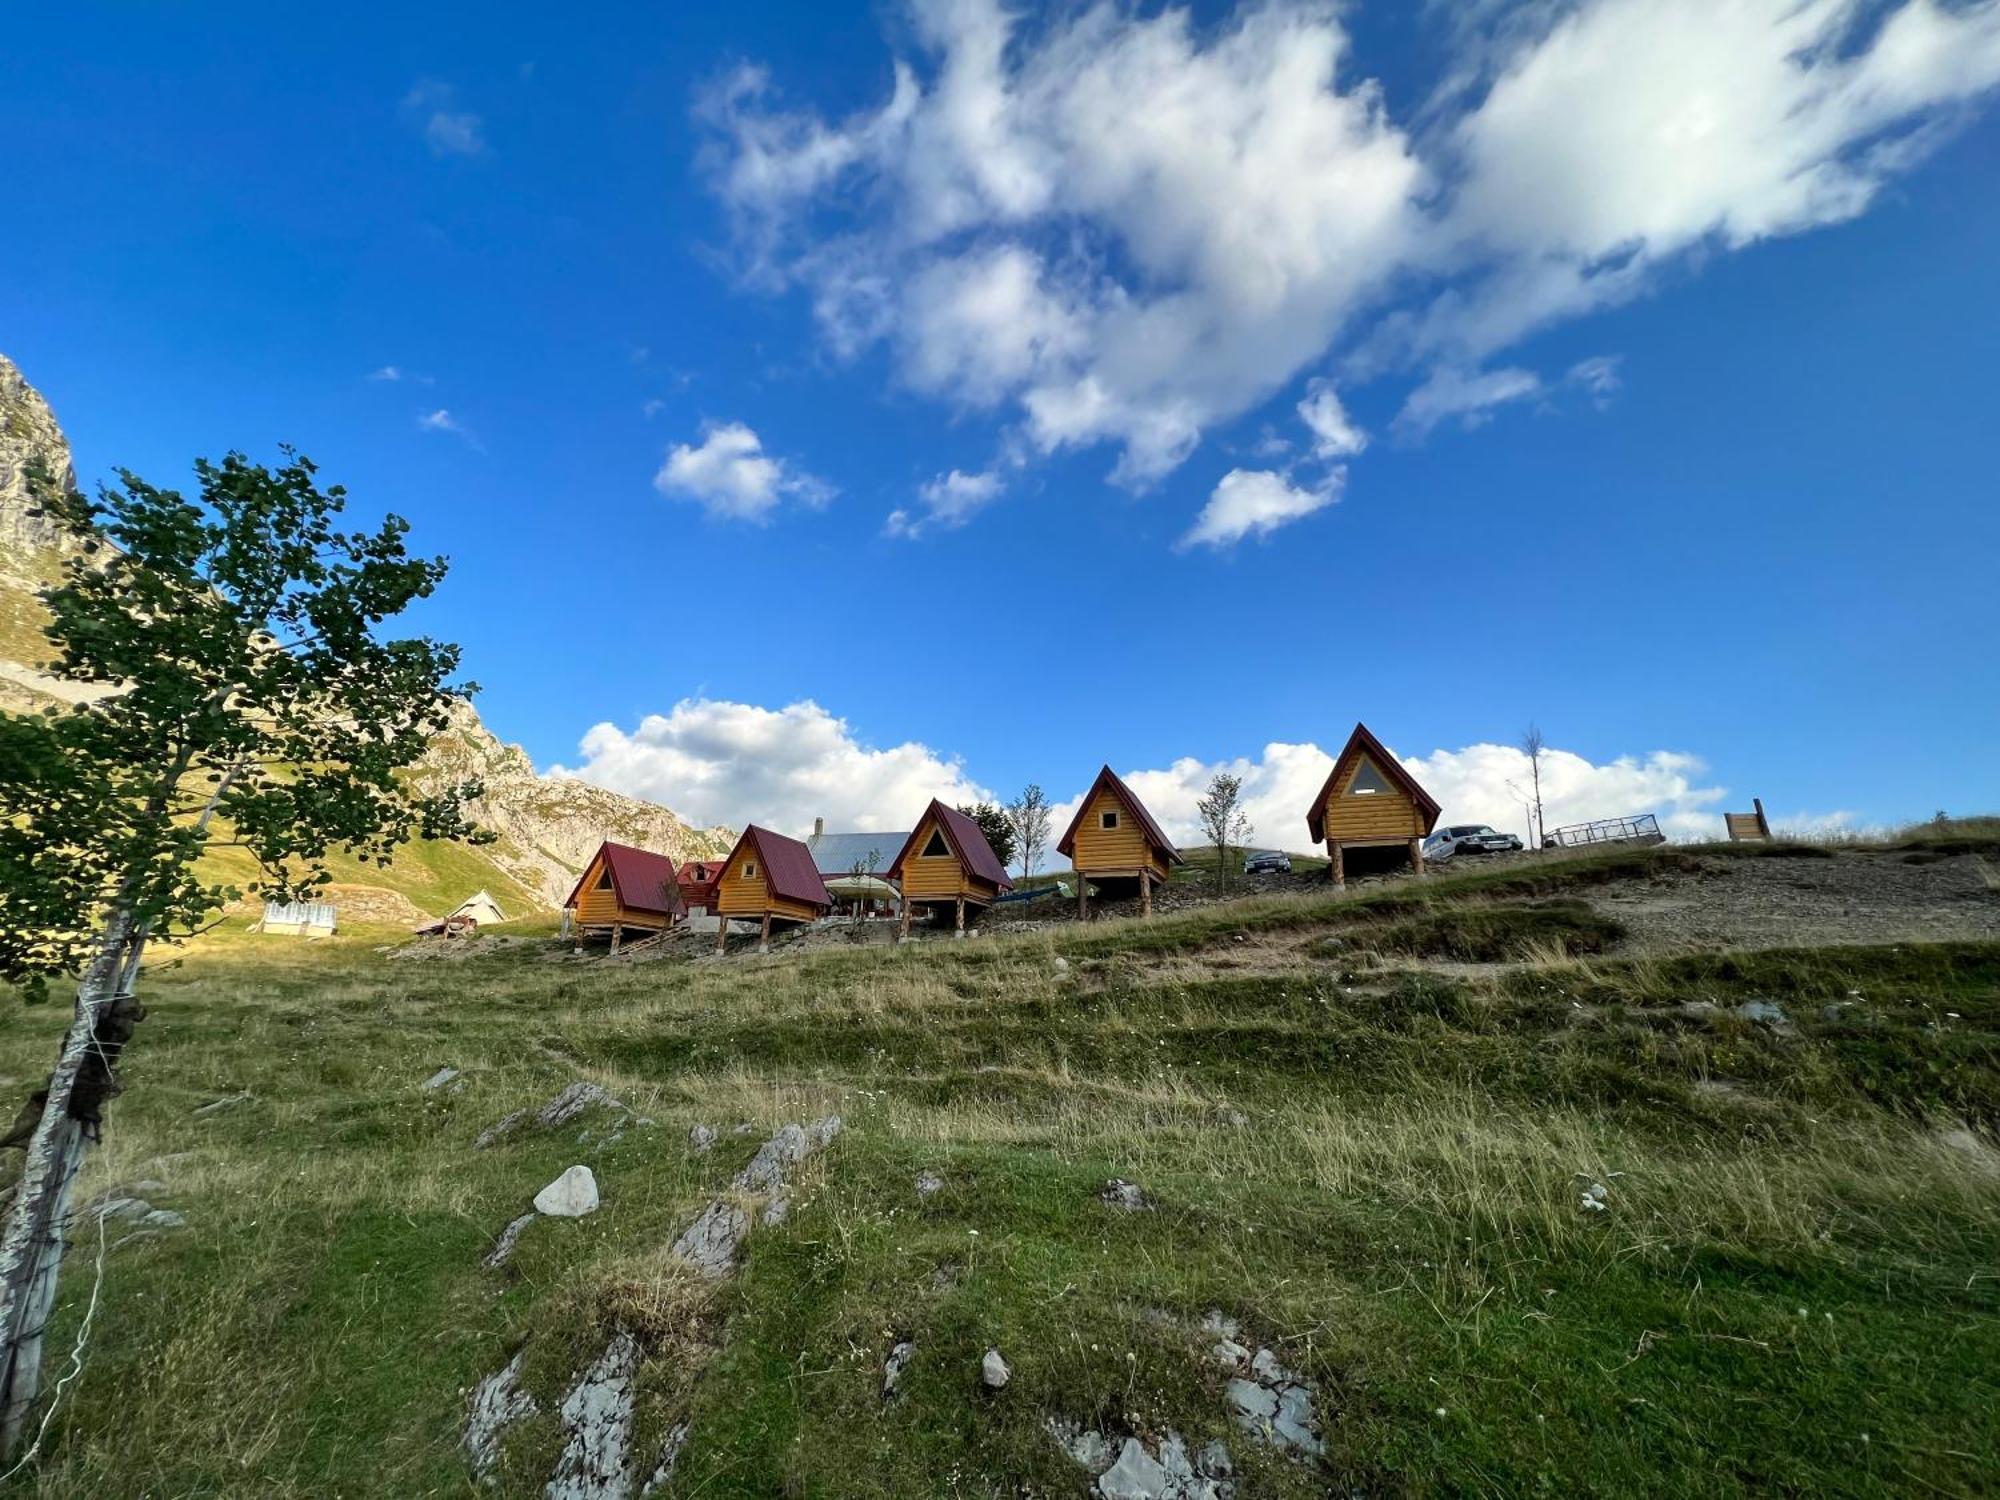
[1196,771,1252,892]
[955,801,1016,871]
[0,451,486,1452]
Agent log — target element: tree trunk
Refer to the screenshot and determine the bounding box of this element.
[0,902,134,1453]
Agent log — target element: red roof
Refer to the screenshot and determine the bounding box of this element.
[729,825,834,909]
[1056,766,1184,864]
[887,800,1015,890]
[562,841,684,917]
[1304,723,1442,843]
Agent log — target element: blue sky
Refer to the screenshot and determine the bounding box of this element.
[5,0,1998,848]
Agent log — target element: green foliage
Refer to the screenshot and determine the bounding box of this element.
[0,452,487,986]
[954,801,1015,869]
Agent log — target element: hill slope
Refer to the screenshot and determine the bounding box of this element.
[0,352,731,915]
[8,840,1997,1495]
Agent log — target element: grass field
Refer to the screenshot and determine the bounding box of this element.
[3,842,1997,1496]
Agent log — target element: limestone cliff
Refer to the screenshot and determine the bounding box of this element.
[0,352,731,911]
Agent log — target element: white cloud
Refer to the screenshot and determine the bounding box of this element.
[372,365,434,385]
[1394,364,1543,437]
[703,0,2000,531]
[887,467,1006,538]
[1297,377,1368,459]
[1566,353,1622,405]
[371,365,404,382]
[1179,467,1342,550]
[404,81,487,158]
[548,697,990,835]
[654,420,833,523]
[416,408,483,450]
[1047,733,1729,851]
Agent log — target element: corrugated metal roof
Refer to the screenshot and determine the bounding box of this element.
[562,841,682,916]
[741,825,834,909]
[806,830,908,878]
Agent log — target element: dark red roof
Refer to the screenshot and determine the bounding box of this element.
[887,800,1015,890]
[1056,766,1184,864]
[562,841,684,916]
[1304,723,1442,843]
[730,825,833,909]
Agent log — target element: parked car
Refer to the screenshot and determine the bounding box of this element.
[1423,824,1524,861]
[1242,849,1292,875]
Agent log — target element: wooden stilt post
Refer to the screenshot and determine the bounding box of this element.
[1077,872,1089,921]
[609,924,622,956]
[714,917,728,956]
[954,895,965,939]
[758,911,772,955]
[899,893,912,943]
[1140,871,1153,919]
[1410,836,1426,877]
[1331,840,1345,890]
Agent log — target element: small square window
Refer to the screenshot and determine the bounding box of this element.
[1100,809,1120,830]
[742,861,757,880]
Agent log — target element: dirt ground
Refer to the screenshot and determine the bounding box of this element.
[1591,848,2000,953]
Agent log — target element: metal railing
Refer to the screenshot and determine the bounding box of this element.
[1542,813,1664,849]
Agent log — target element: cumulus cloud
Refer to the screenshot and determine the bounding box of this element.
[654,420,834,522]
[1047,733,1729,851]
[403,81,487,157]
[701,0,2000,540]
[548,697,990,835]
[886,467,1005,538]
[1297,378,1368,459]
[1180,468,1342,550]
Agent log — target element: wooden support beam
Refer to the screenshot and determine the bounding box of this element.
[899,892,912,943]
[1140,871,1153,919]
[609,924,622,955]
[714,917,728,956]
[1410,836,1425,877]
[954,895,966,939]
[758,910,772,955]
[1077,872,1089,922]
[1331,840,1345,889]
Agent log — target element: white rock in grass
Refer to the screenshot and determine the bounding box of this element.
[534,1165,599,1218]
[915,1172,944,1198]
[547,1331,638,1500]
[1097,1437,1173,1498]
[982,1348,1011,1389]
[670,1200,748,1278]
[883,1340,916,1398]
[140,1208,187,1231]
[422,1066,464,1093]
[463,1347,538,1479]
[688,1124,717,1153]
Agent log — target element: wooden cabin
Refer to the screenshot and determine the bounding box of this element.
[564,841,684,952]
[712,824,834,953]
[677,857,727,916]
[1057,766,1183,919]
[1304,723,1441,886]
[887,799,1014,939]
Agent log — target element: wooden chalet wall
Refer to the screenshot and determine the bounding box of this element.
[1070,785,1171,883]
[1319,755,1427,847]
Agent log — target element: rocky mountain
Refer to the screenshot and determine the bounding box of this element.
[0,352,732,912]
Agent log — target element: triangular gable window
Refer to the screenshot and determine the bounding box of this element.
[1348,759,1391,796]
[595,864,615,889]
[921,828,951,858]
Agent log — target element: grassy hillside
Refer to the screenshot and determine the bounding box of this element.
[4,842,1998,1496]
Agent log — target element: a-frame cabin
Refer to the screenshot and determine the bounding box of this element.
[887,799,1014,939]
[1057,766,1183,919]
[1305,723,1441,886]
[564,841,684,952]
[712,824,834,954]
